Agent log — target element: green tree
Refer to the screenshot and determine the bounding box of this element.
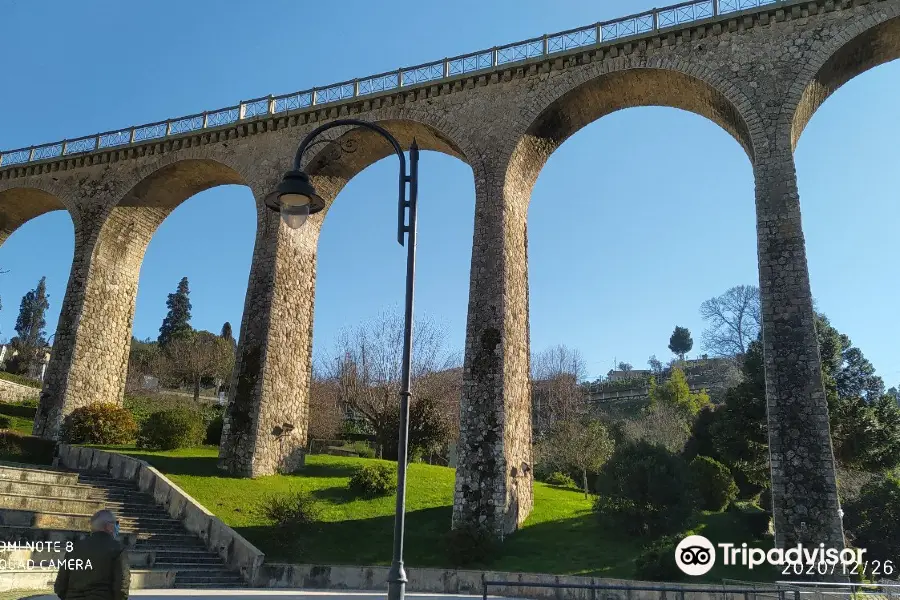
[163,330,233,401]
[704,315,900,488]
[220,321,234,342]
[158,277,192,347]
[707,339,770,491]
[14,276,50,349]
[668,326,693,360]
[830,394,900,472]
[649,367,710,416]
[844,474,900,563]
[837,347,884,401]
[814,313,883,401]
[545,418,614,498]
[8,276,50,373]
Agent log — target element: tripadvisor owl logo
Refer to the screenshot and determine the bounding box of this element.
[675,535,716,576]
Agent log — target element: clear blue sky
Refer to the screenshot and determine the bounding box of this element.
[1,0,898,386]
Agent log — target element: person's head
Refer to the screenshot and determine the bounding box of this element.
[90,510,118,537]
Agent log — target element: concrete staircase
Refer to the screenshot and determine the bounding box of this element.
[0,462,246,589]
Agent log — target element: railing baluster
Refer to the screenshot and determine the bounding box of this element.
[713,0,719,15]
[238,102,246,120]
[202,112,209,129]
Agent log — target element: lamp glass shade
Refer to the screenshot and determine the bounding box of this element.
[280,194,311,229]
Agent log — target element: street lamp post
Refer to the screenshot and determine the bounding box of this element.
[264,119,419,600]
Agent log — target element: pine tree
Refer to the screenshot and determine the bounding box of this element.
[14,276,50,350]
[220,322,233,342]
[668,326,693,361]
[158,277,192,347]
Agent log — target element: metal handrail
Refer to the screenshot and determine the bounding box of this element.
[0,0,785,169]
[482,577,800,600]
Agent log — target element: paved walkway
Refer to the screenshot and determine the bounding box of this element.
[131,592,511,600]
[19,592,519,600]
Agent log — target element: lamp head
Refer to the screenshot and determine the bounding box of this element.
[264,169,326,229]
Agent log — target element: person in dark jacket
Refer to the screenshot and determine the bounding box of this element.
[54,509,130,600]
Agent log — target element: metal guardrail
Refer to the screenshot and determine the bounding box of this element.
[482,577,797,600]
[0,0,785,169]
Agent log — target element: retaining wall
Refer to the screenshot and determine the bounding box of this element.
[0,378,40,403]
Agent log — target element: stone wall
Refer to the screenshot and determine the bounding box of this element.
[0,378,40,403]
[3,0,899,551]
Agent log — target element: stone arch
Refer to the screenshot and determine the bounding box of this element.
[789,7,900,151]
[0,184,73,247]
[508,62,756,202]
[46,155,253,430]
[298,113,471,230]
[100,156,248,266]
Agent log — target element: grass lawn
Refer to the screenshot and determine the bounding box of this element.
[97,445,777,582]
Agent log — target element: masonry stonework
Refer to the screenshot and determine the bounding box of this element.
[2,0,898,550]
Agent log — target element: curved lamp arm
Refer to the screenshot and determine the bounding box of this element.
[293,118,406,173]
[288,118,415,246]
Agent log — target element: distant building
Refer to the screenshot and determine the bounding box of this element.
[606,368,652,382]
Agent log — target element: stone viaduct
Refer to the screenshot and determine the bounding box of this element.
[1,0,897,551]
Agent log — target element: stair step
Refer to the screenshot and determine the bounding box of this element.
[175,582,248,589]
[4,462,245,587]
[158,560,227,567]
[0,479,94,499]
[0,464,80,485]
[174,575,246,583]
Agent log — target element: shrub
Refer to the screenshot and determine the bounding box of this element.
[446,524,497,567]
[348,464,397,498]
[634,535,686,581]
[683,405,720,460]
[124,393,220,428]
[260,490,321,526]
[0,416,11,429]
[350,441,376,458]
[594,440,695,537]
[844,474,900,562]
[0,431,55,465]
[690,456,738,512]
[728,502,771,538]
[137,408,204,450]
[205,415,224,446]
[545,471,577,488]
[593,496,650,537]
[61,403,138,445]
